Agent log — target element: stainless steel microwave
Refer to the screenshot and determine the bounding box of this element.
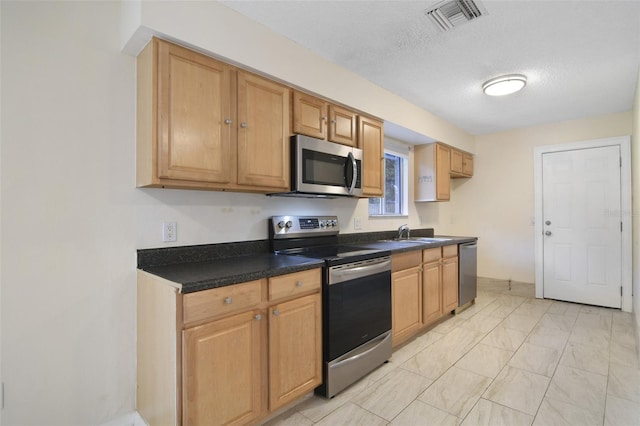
[276,134,363,198]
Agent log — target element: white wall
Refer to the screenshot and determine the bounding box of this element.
[461,112,632,283]
[632,67,640,355]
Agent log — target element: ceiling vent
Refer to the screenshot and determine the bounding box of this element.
[425,0,487,32]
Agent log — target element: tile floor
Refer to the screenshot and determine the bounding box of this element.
[265,279,640,426]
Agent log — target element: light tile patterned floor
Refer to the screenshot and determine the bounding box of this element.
[264,279,640,426]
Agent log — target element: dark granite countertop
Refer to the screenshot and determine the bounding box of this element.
[141,253,324,294]
[137,229,476,293]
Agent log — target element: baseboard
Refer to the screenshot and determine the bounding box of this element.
[100,411,148,426]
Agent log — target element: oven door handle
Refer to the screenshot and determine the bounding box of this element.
[329,257,391,285]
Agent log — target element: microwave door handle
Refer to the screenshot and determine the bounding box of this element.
[346,151,357,194]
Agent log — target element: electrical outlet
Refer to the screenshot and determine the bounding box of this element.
[162,222,177,242]
[354,217,362,230]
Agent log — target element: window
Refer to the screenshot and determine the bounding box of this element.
[369,150,408,216]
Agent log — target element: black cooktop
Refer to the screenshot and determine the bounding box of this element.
[281,245,390,266]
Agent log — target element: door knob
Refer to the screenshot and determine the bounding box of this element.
[545,220,552,225]
[545,230,552,236]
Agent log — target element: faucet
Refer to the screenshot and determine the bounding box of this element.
[398,224,410,240]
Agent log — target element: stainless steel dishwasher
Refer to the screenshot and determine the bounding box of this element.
[458,240,478,307]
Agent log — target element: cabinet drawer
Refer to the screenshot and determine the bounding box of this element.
[423,247,441,264]
[442,244,458,258]
[183,279,263,326]
[269,269,321,301]
[392,250,422,272]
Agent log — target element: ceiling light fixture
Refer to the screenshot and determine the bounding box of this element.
[482,74,527,96]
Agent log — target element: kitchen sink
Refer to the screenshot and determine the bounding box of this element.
[380,237,452,243]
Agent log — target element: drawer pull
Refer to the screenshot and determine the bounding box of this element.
[224,297,232,304]
[273,309,280,316]
[296,281,304,287]
[255,314,262,321]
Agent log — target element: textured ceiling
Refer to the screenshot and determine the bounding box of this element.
[221,0,640,135]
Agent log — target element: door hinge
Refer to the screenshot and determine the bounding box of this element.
[620,157,622,167]
[621,286,623,296]
[621,222,623,232]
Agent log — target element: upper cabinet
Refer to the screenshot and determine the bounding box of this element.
[292,91,358,147]
[358,115,385,197]
[415,142,474,202]
[137,38,290,193]
[415,143,451,202]
[450,148,474,178]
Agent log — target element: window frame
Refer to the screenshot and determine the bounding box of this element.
[368,144,409,217]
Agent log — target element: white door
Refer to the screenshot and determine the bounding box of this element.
[542,146,622,308]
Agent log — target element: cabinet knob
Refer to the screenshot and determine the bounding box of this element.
[296,281,303,287]
[322,116,327,121]
[224,119,232,125]
[545,230,552,236]
[331,119,336,124]
[224,297,232,304]
[255,314,262,321]
[273,309,280,316]
[240,122,248,128]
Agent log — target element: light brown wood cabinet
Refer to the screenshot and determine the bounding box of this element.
[137,38,290,193]
[358,115,385,197]
[292,91,357,146]
[391,251,423,347]
[414,143,451,202]
[182,309,263,426]
[268,293,322,411]
[422,245,459,327]
[391,245,460,344]
[137,268,322,426]
[450,148,474,178]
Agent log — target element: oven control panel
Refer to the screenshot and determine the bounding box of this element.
[270,215,339,239]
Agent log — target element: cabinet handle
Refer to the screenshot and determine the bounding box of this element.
[273,309,280,316]
[331,119,336,124]
[296,281,303,287]
[322,116,327,121]
[240,122,248,128]
[255,314,262,321]
[224,119,232,125]
[224,297,232,304]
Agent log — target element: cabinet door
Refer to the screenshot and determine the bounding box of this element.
[328,105,357,146]
[358,115,384,197]
[422,260,442,325]
[462,153,474,176]
[183,310,263,426]
[392,266,422,347]
[269,293,322,411]
[435,144,451,200]
[442,256,459,313]
[450,149,463,174]
[292,91,327,139]
[157,40,234,183]
[237,71,290,190]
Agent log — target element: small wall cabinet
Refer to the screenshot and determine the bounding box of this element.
[292,91,358,147]
[414,142,473,202]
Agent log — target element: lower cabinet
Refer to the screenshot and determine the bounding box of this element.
[391,264,423,347]
[268,294,322,411]
[137,268,322,426]
[390,245,460,346]
[182,310,263,426]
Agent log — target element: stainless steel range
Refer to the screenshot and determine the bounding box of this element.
[269,215,392,398]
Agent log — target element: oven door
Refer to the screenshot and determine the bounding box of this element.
[294,135,363,197]
[325,256,391,361]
